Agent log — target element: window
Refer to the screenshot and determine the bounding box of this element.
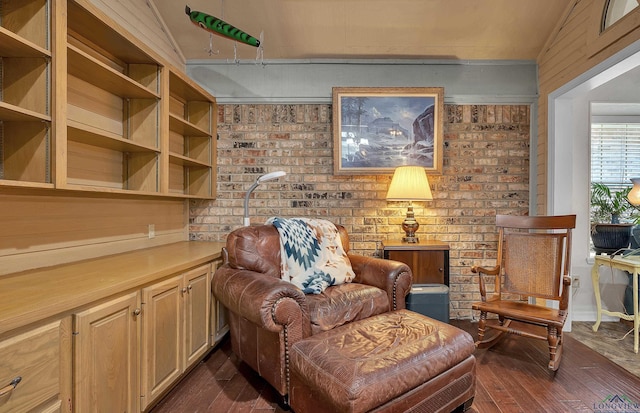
[602,0,639,30]
[591,122,640,223]
[591,123,640,190]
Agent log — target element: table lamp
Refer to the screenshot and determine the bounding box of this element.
[386,166,433,243]
[243,171,286,226]
[628,177,640,207]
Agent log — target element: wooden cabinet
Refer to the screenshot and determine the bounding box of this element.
[382,240,450,286]
[1,0,217,198]
[73,292,140,413]
[0,0,53,188]
[62,0,162,194]
[140,264,211,410]
[166,70,217,198]
[72,265,212,412]
[0,319,71,413]
[210,257,229,345]
[0,242,224,413]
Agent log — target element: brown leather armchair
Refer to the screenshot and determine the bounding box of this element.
[212,223,413,399]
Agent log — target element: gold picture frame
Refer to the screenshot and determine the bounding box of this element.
[332,86,444,175]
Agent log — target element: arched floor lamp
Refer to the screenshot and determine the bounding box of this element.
[243,171,286,226]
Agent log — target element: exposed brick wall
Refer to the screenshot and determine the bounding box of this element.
[190,103,530,319]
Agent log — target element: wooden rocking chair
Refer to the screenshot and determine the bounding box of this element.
[471,214,576,371]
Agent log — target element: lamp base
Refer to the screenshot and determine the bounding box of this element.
[401,204,420,244]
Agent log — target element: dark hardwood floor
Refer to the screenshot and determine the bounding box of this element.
[151,320,640,413]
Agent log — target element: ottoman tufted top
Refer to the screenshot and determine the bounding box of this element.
[289,309,475,413]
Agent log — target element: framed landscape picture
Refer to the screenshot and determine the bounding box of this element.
[332,87,444,175]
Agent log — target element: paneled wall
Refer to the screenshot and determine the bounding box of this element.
[89,0,184,69]
[190,103,530,319]
[536,0,640,213]
[0,191,187,275]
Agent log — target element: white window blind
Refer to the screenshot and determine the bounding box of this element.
[591,123,640,191]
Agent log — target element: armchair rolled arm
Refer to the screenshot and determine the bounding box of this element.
[349,255,413,310]
[212,265,310,337]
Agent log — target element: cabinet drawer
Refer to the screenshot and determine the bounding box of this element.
[0,321,61,412]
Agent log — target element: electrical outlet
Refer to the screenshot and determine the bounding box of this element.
[148,224,155,239]
[572,276,580,289]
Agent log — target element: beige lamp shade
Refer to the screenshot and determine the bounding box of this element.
[386,166,432,243]
[629,177,640,206]
[386,166,433,201]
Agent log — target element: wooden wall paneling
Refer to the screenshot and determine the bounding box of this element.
[69,0,159,65]
[88,0,185,69]
[0,192,188,275]
[535,0,594,214]
[587,0,640,57]
[536,0,640,213]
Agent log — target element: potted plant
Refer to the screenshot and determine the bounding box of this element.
[590,182,636,254]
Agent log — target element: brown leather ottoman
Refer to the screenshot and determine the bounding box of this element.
[289,309,476,413]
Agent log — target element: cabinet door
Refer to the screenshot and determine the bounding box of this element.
[387,250,446,285]
[74,292,140,413]
[140,275,183,410]
[184,264,211,367]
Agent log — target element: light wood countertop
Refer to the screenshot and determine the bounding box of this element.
[0,241,225,335]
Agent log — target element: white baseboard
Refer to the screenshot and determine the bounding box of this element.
[571,308,619,322]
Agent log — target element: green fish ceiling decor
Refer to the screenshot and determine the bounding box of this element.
[185,5,260,48]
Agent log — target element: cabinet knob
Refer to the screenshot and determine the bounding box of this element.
[132,308,141,316]
[187,284,193,291]
[0,376,22,397]
[439,268,444,272]
[182,287,188,294]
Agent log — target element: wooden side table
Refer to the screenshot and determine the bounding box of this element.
[591,254,640,353]
[382,240,450,286]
